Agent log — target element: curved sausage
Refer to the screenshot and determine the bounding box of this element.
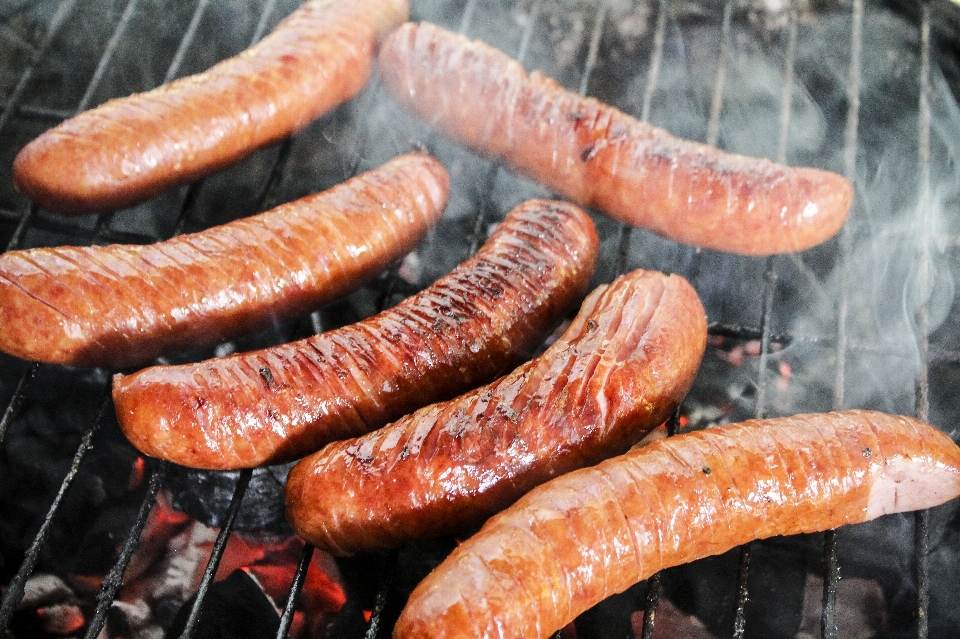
[394,410,960,639]
[284,268,707,555]
[12,0,408,214]
[378,22,853,256]
[0,152,447,368]
[113,199,599,469]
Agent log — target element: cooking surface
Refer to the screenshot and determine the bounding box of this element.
[2,0,960,637]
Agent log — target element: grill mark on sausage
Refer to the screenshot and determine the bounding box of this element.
[285,268,707,555]
[393,411,960,639]
[0,152,448,368]
[113,199,599,469]
[379,22,853,256]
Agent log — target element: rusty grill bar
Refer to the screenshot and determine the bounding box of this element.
[1,1,959,638]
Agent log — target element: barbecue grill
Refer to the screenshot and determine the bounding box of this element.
[2,0,960,637]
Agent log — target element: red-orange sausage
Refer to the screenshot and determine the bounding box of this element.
[0,152,446,368]
[285,268,707,555]
[12,0,408,214]
[394,410,960,639]
[378,22,853,256]
[113,199,599,469]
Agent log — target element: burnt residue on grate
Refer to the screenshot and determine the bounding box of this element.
[3,0,960,638]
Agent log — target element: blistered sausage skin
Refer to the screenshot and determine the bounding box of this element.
[395,410,960,639]
[378,22,853,256]
[12,0,408,214]
[113,199,599,469]
[0,153,447,369]
[285,268,707,555]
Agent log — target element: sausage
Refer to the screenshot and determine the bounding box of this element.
[394,410,960,639]
[12,0,408,214]
[284,268,708,555]
[113,199,599,469]
[378,22,853,256]
[0,152,447,368]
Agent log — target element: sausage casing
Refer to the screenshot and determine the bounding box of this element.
[0,152,447,368]
[394,410,960,639]
[378,22,853,256]
[12,0,408,213]
[284,268,707,555]
[113,199,599,469]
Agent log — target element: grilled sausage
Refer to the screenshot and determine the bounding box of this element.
[12,0,408,214]
[378,22,853,256]
[285,268,708,555]
[113,199,599,469]
[394,410,960,639]
[0,153,447,368]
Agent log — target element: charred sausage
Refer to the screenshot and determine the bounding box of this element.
[12,0,408,214]
[378,22,853,256]
[284,268,707,555]
[0,152,447,368]
[394,410,960,639]
[113,199,599,469]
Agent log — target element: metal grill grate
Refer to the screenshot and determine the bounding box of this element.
[1,1,959,637]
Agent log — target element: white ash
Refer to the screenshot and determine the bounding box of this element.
[17,573,75,610]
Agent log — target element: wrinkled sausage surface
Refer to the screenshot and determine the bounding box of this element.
[378,22,853,256]
[395,410,960,639]
[13,0,408,213]
[0,153,447,368]
[114,199,599,469]
[285,268,707,555]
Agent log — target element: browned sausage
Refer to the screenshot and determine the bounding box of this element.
[113,199,599,469]
[378,22,853,256]
[284,268,707,555]
[394,410,960,639]
[12,0,408,214]
[0,152,447,368]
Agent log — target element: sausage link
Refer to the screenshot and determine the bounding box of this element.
[0,152,447,368]
[378,22,853,256]
[284,268,707,555]
[394,410,960,639]
[12,0,408,214]
[113,199,599,469]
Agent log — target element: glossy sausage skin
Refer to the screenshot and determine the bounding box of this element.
[0,153,447,368]
[395,410,960,639]
[379,22,853,256]
[12,0,408,214]
[285,268,707,555]
[114,199,599,469]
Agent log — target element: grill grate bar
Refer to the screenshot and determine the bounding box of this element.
[0,361,35,445]
[0,102,73,122]
[176,468,253,639]
[365,549,401,639]
[730,545,751,639]
[706,0,734,148]
[466,0,542,255]
[639,573,662,639]
[823,0,864,635]
[82,462,168,639]
[631,0,669,633]
[276,544,315,639]
[457,0,478,35]
[913,3,933,638]
[577,0,608,97]
[0,391,111,634]
[613,0,668,278]
[0,0,79,136]
[250,0,280,46]
[75,0,142,114]
[165,0,212,85]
